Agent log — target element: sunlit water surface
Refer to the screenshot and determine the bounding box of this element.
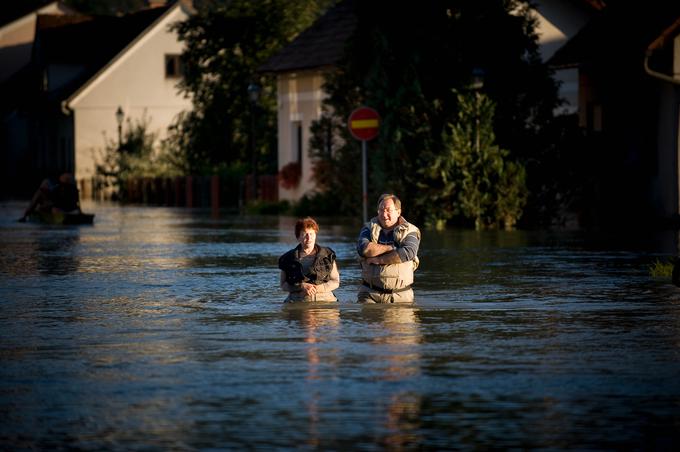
[2,201,680,450]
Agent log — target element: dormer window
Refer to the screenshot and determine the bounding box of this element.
[165,54,184,78]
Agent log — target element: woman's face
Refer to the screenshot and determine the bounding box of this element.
[298,227,317,250]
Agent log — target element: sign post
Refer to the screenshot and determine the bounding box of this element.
[348,106,380,223]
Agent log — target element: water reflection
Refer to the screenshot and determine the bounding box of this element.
[283,304,341,449]
[36,231,81,275]
[359,305,423,448]
[360,305,422,380]
[2,202,680,450]
[383,391,423,449]
[0,228,82,276]
[283,304,341,379]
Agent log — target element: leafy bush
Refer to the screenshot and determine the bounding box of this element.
[649,258,674,278]
[278,162,302,189]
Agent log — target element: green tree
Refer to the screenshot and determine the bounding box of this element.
[428,91,527,230]
[308,0,560,226]
[166,0,332,176]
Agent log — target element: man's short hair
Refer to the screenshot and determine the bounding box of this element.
[295,217,319,238]
[377,193,401,211]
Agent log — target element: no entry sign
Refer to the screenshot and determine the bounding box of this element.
[348,106,380,141]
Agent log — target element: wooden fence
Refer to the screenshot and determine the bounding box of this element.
[81,174,278,208]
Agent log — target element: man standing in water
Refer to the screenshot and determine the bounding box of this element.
[357,193,421,303]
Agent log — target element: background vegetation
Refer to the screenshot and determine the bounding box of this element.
[164,0,333,177]
[307,0,574,228]
[88,0,583,228]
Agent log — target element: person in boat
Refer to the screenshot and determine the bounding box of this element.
[278,217,339,302]
[19,172,82,222]
[356,193,421,303]
[52,173,82,214]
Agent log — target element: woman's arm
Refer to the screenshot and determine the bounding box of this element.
[317,261,339,292]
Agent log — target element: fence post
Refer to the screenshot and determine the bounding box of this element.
[185,175,194,208]
[211,175,220,215]
[174,177,181,206]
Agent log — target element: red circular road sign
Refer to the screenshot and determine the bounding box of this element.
[348,106,380,141]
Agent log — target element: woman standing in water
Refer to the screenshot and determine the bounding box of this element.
[278,217,339,302]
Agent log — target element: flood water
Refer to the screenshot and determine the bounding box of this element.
[1,201,680,450]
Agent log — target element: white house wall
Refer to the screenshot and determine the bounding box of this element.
[68,6,191,183]
[277,70,326,201]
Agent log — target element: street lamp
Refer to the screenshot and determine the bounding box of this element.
[470,68,484,155]
[248,82,261,104]
[247,82,261,200]
[115,106,124,150]
[470,67,485,90]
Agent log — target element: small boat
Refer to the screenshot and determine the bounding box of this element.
[27,211,95,225]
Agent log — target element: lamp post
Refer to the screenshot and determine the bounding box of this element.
[247,82,261,200]
[115,106,124,150]
[470,68,484,155]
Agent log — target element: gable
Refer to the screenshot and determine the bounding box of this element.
[65,3,189,110]
[0,1,76,83]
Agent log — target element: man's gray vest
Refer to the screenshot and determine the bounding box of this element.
[360,217,420,291]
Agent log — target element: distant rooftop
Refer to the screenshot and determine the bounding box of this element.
[258,0,356,73]
[35,6,170,66]
[549,1,680,68]
[0,0,54,27]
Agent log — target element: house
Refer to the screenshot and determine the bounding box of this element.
[549,1,680,224]
[530,0,604,113]
[0,1,193,198]
[260,0,600,203]
[0,1,75,84]
[258,0,356,202]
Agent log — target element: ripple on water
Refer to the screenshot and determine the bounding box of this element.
[2,203,680,449]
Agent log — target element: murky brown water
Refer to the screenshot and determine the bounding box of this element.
[1,201,680,450]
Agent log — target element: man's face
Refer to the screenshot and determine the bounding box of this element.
[378,199,400,229]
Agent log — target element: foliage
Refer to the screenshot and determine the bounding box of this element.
[292,191,344,217]
[308,0,561,226]
[63,0,146,15]
[165,0,333,176]
[649,258,674,278]
[95,115,183,200]
[244,200,291,215]
[424,91,527,230]
[278,162,302,189]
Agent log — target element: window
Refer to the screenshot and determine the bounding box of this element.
[165,54,184,78]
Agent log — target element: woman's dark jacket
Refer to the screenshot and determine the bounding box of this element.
[278,245,336,286]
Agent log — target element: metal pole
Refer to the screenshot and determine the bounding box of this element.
[475,92,480,155]
[250,102,257,201]
[362,139,367,223]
